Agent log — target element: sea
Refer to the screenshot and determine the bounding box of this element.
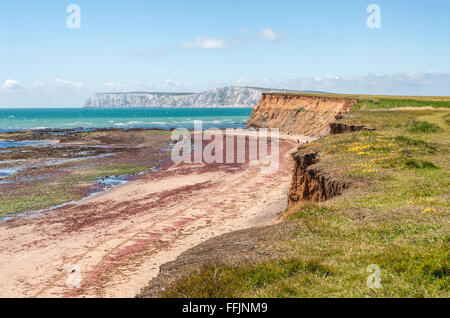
[0,107,253,132]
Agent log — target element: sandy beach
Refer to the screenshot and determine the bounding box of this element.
[0,134,298,298]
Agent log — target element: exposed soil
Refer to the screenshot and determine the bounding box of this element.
[247,93,355,137]
[288,148,353,204]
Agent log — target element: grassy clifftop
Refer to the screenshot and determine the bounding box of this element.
[150,98,449,298]
[281,92,450,103]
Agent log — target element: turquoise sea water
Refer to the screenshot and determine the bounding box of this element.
[0,108,253,132]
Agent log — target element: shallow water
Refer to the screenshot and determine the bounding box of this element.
[0,159,26,164]
[0,140,57,149]
[0,166,25,179]
[97,175,130,186]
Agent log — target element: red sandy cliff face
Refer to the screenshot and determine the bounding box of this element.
[246,93,357,205]
[246,93,355,137]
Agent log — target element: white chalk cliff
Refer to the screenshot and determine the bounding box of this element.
[84,86,298,108]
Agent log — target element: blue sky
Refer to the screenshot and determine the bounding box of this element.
[0,0,449,107]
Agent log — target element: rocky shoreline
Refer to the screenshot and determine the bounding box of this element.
[0,128,173,219]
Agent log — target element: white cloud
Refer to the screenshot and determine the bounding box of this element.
[0,78,91,107]
[26,79,86,91]
[259,28,284,43]
[2,79,21,90]
[102,82,144,91]
[249,72,450,96]
[98,72,450,96]
[52,78,85,88]
[180,35,226,50]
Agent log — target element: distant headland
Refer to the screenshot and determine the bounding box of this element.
[83,86,325,108]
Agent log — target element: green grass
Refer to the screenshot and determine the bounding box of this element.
[281,92,450,103]
[404,121,442,134]
[161,258,334,298]
[354,98,450,110]
[404,160,439,170]
[160,101,450,298]
[288,202,334,219]
[0,193,72,216]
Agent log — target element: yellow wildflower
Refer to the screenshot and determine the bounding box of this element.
[421,208,437,214]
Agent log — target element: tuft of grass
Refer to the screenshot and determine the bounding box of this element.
[404,121,442,134]
[288,202,334,219]
[404,160,439,170]
[394,136,427,147]
[445,114,450,126]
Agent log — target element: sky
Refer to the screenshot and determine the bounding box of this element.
[0,0,449,107]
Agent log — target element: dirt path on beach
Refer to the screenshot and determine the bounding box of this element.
[0,137,297,298]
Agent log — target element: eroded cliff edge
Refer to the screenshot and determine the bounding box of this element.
[247,93,356,137]
[288,148,352,206]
